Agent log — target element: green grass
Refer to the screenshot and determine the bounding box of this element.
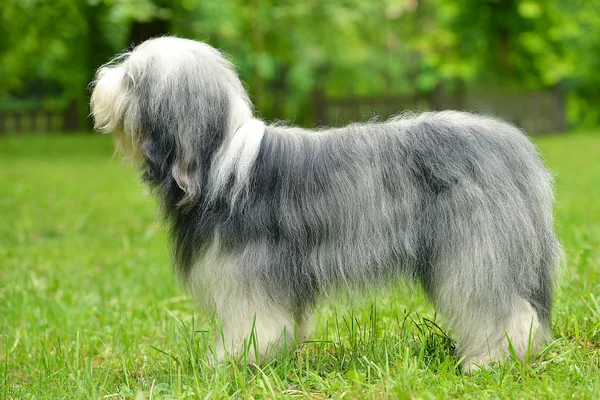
[1,132,599,399]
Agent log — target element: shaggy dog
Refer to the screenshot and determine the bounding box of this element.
[90,37,561,372]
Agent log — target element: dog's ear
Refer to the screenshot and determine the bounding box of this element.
[90,67,131,133]
[172,158,202,207]
[91,66,142,163]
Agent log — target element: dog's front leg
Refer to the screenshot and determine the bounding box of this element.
[213,294,297,364]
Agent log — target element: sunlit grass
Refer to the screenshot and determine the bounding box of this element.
[1,132,599,399]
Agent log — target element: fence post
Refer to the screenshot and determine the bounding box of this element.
[63,100,79,132]
[31,111,37,132]
[429,82,443,110]
[15,112,22,133]
[312,87,328,127]
[554,81,566,132]
[46,111,54,132]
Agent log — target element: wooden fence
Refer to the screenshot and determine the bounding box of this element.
[0,101,80,134]
[315,87,566,135]
[0,88,566,135]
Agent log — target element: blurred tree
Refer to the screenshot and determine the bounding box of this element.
[0,0,172,122]
[168,0,426,122]
[0,0,599,127]
[549,0,600,127]
[1,0,90,103]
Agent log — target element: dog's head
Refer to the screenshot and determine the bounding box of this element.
[90,37,253,206]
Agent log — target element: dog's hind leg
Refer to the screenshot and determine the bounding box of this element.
[423,184,553,373]
[428,237,551,373]
[438,291,547,374]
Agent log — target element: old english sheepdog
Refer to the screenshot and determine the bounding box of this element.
[90,37,561,372]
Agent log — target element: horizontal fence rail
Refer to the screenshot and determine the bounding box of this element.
[316,88,566,135]
[1,89,565,135]
[0,101,79,134]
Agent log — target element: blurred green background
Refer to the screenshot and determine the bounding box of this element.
[2,2,600,397]
[1,0,599,132]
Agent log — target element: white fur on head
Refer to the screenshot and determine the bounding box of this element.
[90,37,257,205]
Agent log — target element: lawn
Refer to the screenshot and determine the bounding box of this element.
[1,132,599,399]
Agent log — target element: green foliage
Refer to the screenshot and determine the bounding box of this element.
[1,0,599,125]
[1,133,599,398]
[0,0,88,95]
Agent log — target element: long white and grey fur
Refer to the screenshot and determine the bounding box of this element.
[90,37,562,373]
